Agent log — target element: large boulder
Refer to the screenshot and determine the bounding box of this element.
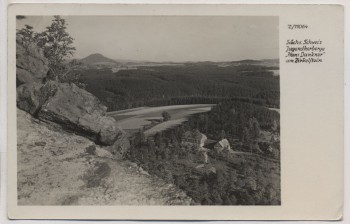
[37,83,120,145]
[16,35,121,146]
[16,35,49,86]
[16,81,58,115]
[106,129,130,157]
[98,116,122,145]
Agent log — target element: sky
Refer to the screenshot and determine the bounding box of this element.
[17,16,278,62]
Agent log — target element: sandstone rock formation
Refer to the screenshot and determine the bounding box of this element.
[37,82,122,145]
[16,35,49,86]
[106,129,131,157]
[15,34,192,206]
[17,80,124,146]
[16,34,127,146]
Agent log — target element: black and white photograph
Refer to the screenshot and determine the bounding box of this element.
[15,15,280,206]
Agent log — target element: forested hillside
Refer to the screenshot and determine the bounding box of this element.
[126,101,280,205]
[187,100,280,138]
[76,62,279,111]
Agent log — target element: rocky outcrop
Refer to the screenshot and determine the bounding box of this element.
[16,79,124,146]
[15,35,188,206]
[106,129,131,157]
[16,34,128,146]
[34,82,122,145]
[16,35,49,86]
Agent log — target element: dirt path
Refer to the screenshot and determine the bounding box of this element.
[17,109,191,205]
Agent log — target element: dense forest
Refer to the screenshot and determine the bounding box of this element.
[187,100,280,137]
[126,101,280,205]
[76,62,280,111]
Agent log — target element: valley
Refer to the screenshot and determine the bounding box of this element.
[74,54,281,205]
[108,104,214,134]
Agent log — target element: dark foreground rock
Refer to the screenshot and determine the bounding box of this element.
[16,81,58,115]
[36,82,122,145]
[106,129,131,157]
[16,35,49,86]
[16,33,124,146]
[17,79,124,145]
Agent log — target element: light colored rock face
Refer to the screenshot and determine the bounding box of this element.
[16,35,49,85]
[37,82,120,145]
[17,109,191,205]
[16,34,121,146]
[16,79,122,145]
[106,129,131,157]
[98,116,121,145]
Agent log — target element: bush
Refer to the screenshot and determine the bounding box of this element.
[162,111,171,121]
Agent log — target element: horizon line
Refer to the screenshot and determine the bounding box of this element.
[73,53,279,64]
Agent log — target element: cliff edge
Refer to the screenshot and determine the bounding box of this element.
[16,33,191,205]
[17,109,192,205]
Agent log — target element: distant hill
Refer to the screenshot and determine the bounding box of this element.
[80,53,117,65]
[79,54,279,68]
